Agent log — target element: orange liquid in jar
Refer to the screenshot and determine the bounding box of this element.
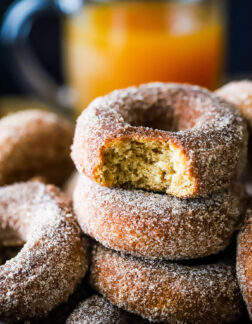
[64,2,224,114]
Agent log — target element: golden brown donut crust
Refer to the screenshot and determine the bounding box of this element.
[0,109,74,186]
[74,175,246,260]
[72,83,248,198]
[237,200,252,319]
[90,245,244,324]
[0,181,90,322]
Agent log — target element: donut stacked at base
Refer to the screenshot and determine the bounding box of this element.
[0,181,90,322]
[89,244,244,324]
[71,83,248,323]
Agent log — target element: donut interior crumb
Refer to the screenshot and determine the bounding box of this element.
[96,139,196,196]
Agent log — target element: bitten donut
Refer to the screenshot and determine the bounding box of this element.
[66,295,147,324]
[74,175,246,260]
[216,80,252,128]
[72,83,248,198]
[0,109,74,186]
[237,200,252,319]
[0,181,89,322]
[90,245,244,324]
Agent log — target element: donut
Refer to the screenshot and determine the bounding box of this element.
[90,245,244,324]
[72,83,248,198]
[66,295,147,324]
[0,181,90,322]
[73,175,246,260]
[237,200,252,319]
[216,80,252,129]
[216,80,252,182]
[0,109,74,186]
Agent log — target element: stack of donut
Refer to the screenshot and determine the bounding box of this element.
[1,81,252,323]
[71,82,250,323]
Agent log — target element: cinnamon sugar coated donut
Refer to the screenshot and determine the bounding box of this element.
[216,80,252,181]
[237,200,252,319]
[0,109,74,186]
[66,295,147,324]
[0,181,90,322]
[90,245,244,324]
[72,83,248,198]
[74,175,246,260]
[216,80,252,127]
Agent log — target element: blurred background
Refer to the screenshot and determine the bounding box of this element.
[0,0,251,117]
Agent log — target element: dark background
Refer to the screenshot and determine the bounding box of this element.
[0,0,251,97]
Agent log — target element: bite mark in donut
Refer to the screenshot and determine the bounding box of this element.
[72,83,248,198]
[99,138,194,198]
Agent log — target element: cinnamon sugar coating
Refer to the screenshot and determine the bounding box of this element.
[74,175,246,260]
[216,80,252,180]
[0,110,74,186]
[0,181,90,322]
[216,80,252,128]
[66,295,128,324]
[66,295,147,324]
[72,83,248,198]
[90,245,244,324]
[237,200,252,319]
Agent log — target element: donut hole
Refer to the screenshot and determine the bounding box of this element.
[0,226,25,265]
[118,92,209,132]
[0,226,25,246]
[124,104,177,131]
[0,246,22,265]
[97,139,196,196]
